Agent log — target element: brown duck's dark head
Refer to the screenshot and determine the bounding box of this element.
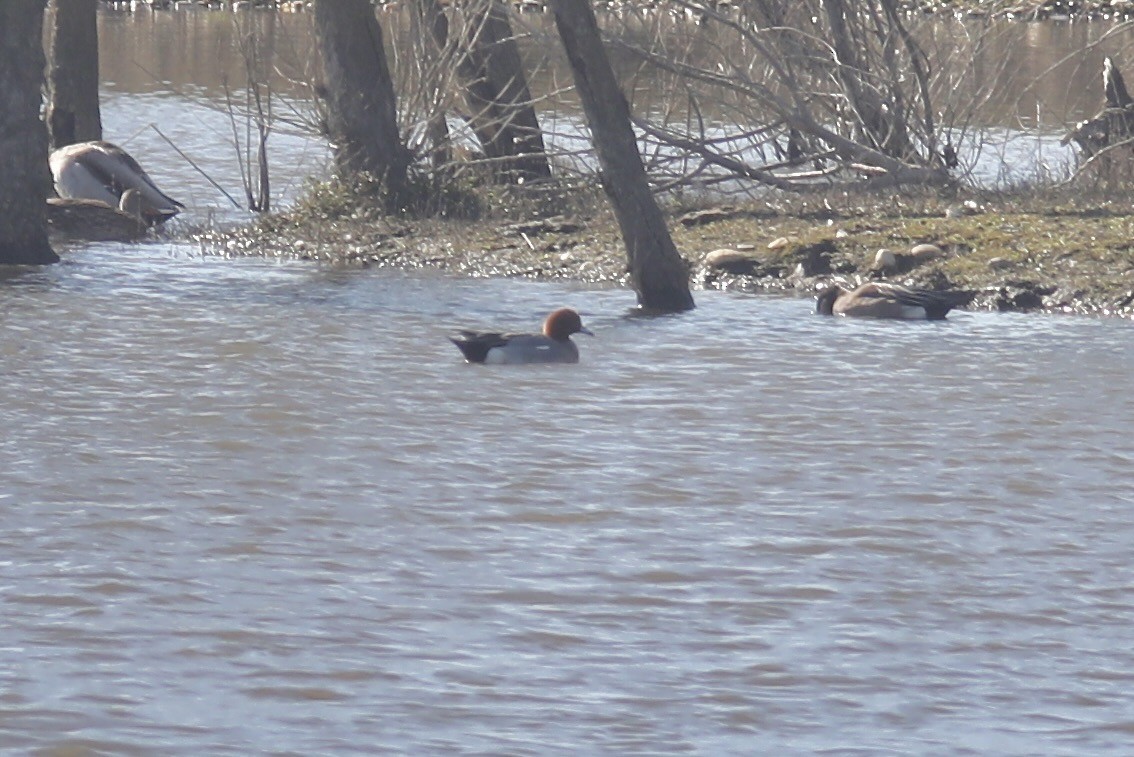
[815,285,842,315]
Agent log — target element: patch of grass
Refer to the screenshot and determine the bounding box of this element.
[289,177,368,223]
[199,177,1134,314]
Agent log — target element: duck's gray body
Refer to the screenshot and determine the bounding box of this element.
[449,331,582,364]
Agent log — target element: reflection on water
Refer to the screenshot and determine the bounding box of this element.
[3,244,1134,753]
[98,5,318,97]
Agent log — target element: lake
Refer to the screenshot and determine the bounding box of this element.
[3,6,1134,755]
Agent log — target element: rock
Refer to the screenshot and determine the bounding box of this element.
[704,247,752,268]
[767,236,789,250]
[909,243,943,261]
[702,240,834,280]
[873,248,899,272]
[872,243,943,275]
[703,247,770,276]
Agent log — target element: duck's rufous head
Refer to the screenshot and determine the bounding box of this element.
[543,308,593,341]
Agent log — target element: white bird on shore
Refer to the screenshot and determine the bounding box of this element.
[49,140,184,224]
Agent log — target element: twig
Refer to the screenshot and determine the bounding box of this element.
[150,125,243,209]
[222,77,251,207]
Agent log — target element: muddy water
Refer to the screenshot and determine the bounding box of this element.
[4,8,1134,754]
[4,245,1134,753]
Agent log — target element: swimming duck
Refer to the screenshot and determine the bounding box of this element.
[449,307,593,364]
[816,282,974,320]
[49,140,184,223]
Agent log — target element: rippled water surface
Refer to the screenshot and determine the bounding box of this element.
[5,11,1134,754]
[4,242,1134,754]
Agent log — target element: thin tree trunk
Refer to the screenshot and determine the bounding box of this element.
[415,0,457,173]
[821,0,910,159]
[422,0,551,183]
[550,0,693,312]
[312,0,409,205]
[45,0,103,150]
[0,0,59,265]
[465,2,551,182]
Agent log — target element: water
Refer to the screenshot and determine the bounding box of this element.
[5,9,1134,754]
[96,89,327,225]
[4,242,1134,754]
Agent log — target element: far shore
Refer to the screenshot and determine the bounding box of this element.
[110,1,1134,22]
[910,0,1134,20]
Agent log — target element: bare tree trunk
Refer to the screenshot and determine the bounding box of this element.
[464,2,551,182]
[550,0,693,313]
[0,0,59,265]
[45,0,102,150]
[312,0,409,205]
[422,0,551,183]
[821,0,907,157]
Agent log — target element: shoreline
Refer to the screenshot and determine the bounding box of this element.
[194,187,1134,318]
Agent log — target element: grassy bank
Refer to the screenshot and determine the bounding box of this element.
[196,179,1134,317]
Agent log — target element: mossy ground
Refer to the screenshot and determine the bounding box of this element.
[195,179,1134,317]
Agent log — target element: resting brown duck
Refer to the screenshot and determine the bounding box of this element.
[816,282,974,320]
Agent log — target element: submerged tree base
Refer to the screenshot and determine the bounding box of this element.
[195,180,1134,318]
